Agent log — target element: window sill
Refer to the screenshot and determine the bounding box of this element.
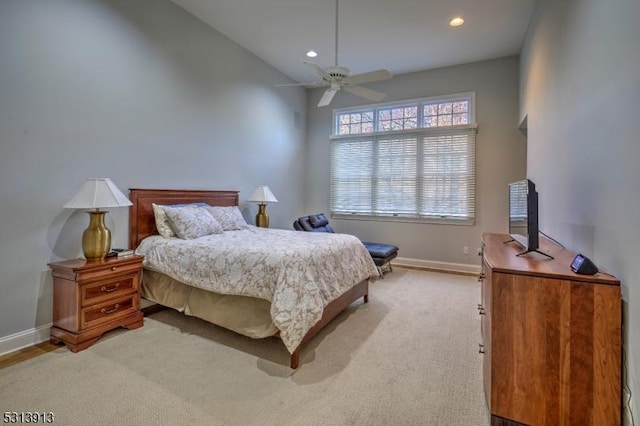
[330,213,475,226]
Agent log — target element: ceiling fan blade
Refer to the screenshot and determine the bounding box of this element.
[274,82,323,87]
[318,88,339,107]
[343,84,387,102]
[346,69,392,85]
[303,61,327,76]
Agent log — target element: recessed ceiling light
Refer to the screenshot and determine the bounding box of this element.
[306,50,318,58]
[449,17,465,27]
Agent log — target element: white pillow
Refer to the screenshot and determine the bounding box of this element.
[206,206,249,230]
[162,205,224,239]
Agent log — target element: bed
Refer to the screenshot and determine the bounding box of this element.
[128,188,378,368]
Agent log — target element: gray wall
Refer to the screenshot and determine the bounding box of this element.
[0,0,306,339]
[520,0,640,419]
[305,57,526,266]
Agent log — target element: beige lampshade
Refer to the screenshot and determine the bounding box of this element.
[247,186,278,203]
[64,178,132,209]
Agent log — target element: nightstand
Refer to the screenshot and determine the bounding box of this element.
[48,255,144,352]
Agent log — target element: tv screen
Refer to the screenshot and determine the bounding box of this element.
[508,179,539,252]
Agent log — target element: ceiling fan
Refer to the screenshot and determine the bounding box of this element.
[277,0,393,107]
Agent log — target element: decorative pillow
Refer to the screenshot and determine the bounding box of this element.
[152,203,208,238]
[205,206,249,231]
[162,205,224,239]
[152,203,176,238]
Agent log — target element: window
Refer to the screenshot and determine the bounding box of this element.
[330,93,477,223]
[338,111,374,135]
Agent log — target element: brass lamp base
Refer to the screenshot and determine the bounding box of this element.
[83,210,111,260]
[255,203,269,228]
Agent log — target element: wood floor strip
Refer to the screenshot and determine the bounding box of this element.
[0,342,60,370]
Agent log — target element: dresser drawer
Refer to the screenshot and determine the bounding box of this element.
[81,273,139,307]
[81,294,139,330]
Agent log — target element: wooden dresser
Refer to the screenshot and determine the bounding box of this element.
[48,255,144,352]
[479,233,621,425]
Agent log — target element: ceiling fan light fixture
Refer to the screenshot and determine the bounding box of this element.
[306,50,318,58]
[450,16,465,27]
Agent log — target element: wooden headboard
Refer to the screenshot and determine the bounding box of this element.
[128,188,239,249]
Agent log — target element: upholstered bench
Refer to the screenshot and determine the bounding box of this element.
[293,213,399,277]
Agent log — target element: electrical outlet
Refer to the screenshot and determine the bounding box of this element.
[477,247,483,256]
[463,246,469,255]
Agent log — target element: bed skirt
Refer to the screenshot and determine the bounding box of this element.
[142,269,279,339]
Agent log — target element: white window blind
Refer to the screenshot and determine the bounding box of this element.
[330,93,476,223]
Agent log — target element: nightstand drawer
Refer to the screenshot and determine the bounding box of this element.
[81,273,138,307]
[81,294,139,330]
[75,260,142,283]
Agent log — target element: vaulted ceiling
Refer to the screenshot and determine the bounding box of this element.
[170,0,536,85]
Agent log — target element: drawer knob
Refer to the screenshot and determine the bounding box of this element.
[111,266,117,271]
[100,283,120,293]
[101,304,120,314]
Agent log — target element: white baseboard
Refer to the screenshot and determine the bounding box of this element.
[0,323,52,357]
[393,256,481,275]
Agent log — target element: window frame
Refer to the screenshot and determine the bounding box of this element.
[332,92,476,138]
[329,92,477,225]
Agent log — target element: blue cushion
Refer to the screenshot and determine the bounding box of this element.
[362,242,399,258]
[295,214,335,233]
[308,213,329,227]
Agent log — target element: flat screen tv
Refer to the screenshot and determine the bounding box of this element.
[508,179,539,254]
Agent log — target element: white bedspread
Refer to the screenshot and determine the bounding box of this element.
[136,227,379,353]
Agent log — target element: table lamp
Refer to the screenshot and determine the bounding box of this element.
[247,185,278,228]
[64,178,132,260]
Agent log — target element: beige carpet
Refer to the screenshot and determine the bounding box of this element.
[0,268,490,426]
